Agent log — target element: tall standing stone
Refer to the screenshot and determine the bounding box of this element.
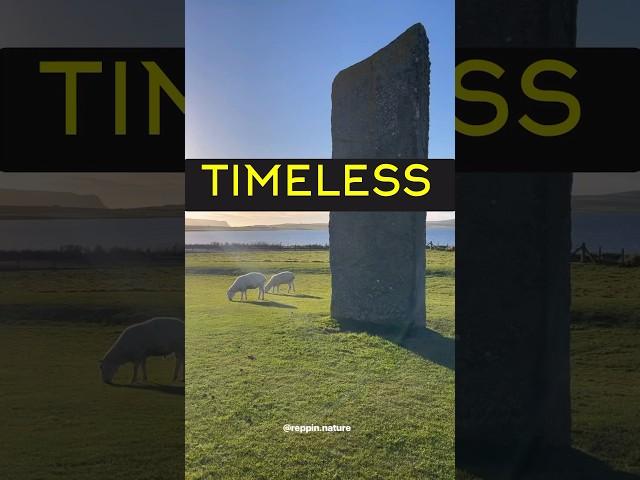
[330,24,429,329]
[456,0,576,461]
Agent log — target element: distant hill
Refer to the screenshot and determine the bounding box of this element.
[0,204,184,219]
[186,219,455,231]
[185,222,326,231]
[572,191,640,213]
[0,189,105,209]
[427,218,455,228]
[185,218,230,228]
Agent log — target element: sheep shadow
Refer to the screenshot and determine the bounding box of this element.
[110,382,185,396]
[242,300,297,309]
[336,320,454,370]
[268,293,323,300]
[458,443,640,479]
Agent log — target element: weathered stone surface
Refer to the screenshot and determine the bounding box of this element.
[331,23,429,160]
[330,24,429,329]
[456,0,576,456]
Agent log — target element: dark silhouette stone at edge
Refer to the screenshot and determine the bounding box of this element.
[459,443,640,480]
[456,0,584,477]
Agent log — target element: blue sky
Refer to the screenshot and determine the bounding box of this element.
[186,0,454,159]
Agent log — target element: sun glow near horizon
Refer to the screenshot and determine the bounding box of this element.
[185,211,455,227]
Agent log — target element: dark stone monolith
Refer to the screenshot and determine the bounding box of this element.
[456,0,576,464]
[330,24,429,329]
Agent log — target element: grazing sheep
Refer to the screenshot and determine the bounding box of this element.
[265,271,296,293]
[227,272,266,301]
[99,317,184,385]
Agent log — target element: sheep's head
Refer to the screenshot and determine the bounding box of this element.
[264,281,273,293]
[227,287,235,301]
[99,359,118,384]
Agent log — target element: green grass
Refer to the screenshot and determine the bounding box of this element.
[186,249,455,480]
[456,263,640,479]
[570,263,640,475]
[1,263,183,324]
[7,251,634,478]
[0,264,184,479]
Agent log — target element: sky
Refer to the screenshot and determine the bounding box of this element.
[577,0,639,47]
[0,1,184,210]
[186,0,640,226]
[0,0,183,47]
[186,0,454,159]
[186,0,454,225]
[0,0,635,220]
[0,174,184,208]
[573,0,639,196]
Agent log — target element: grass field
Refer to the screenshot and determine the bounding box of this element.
[0,263,184,479]
[3,251,636,479]
[458,262,640,479]
[570,263,640,475]
[186,249,455,480]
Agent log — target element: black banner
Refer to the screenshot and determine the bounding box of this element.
[0,48,184,172]
[186,159,455,211]
[456,48,639,172]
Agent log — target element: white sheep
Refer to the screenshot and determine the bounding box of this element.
[99,317,184,384]
[265,271,296,293]
[227,272,266,301]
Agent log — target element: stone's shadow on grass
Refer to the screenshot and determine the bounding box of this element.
[268,293,323,299]
[109,383,185,396]
[335,320,454,370]
[242,300,297,309]
[458,444,640,480]
[400,327,455,370]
